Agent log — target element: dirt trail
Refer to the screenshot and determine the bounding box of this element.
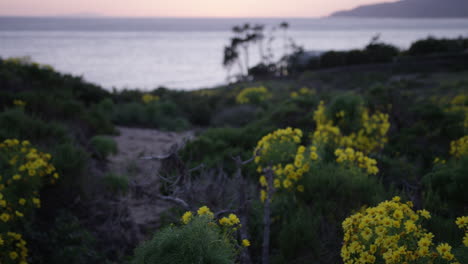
[108,126,193,235]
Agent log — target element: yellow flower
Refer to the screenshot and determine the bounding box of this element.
[197,206,214,218]
[181,211,193,224]
[13,174,22,180]
[418,209,431,219]
[32,197,41,208]
[436,243,452,256]
[228,214,240,225]
[455,216,468,229]
[1,213,10,222]
[19,198,26,206]
[297,185,304,192]
[10,251,18,259]
[242,239,251,247]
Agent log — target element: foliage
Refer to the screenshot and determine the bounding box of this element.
[111,101,190,131]
[334,147,379,175]
[236,86,272,105]
[408,37,468,56]
[26,210,107,264]
[102,173,129,194]
[133,206,246,264]
[254,127,319,199]
[341,197,466,264]
[312,99,390,154]
[422,156,468,213]
[0,139,58,264]
[90,136,118,160]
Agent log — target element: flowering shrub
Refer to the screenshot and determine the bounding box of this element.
[254,128,319,201]
[290,87,316,98]
[133,206,248,264]
[341,197,465,264]
[335,147,379,175]
[236,86,271,104]
[12,100,26,107]
[455,216,468,247]
[0,139,58,264]
[180,206,248,246]
[450,135,468,158]
[141,93,159,104]
[312,100,390,154]
[445,94,468,129]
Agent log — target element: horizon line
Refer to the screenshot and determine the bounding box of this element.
[0,14,331,19]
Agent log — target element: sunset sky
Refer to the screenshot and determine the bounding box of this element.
[0,0,399,17]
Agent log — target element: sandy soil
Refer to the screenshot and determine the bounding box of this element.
[107,126,193,235]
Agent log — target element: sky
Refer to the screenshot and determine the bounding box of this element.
[0,0,400,18]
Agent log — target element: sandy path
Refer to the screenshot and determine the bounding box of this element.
[108,126,193,234]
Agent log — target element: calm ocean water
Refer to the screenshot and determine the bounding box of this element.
[1,17,467,90]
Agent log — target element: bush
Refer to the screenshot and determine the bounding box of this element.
[133,216,236,264]
[365,43,399,63]
[26,210,107,264]
[422,156,468,213]
[102,173,129,194]
[112,101,190,131]
[90,136,118,160]
[320,51,346,68]
[0,108,69,145]
[326,93,365,134]
[211,105,259,127]
[408,37,468,56]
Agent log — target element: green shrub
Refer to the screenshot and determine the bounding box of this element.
[112,101,190,131]
[211,105,259,127]
[132,216,236,264]
[345,49,370,65]
[326,93,364,134]
[408,37,468,56]
[320,51,346,68]
[26,210,107,264]
[181,123,275,173]
[0,108,69,144]
[90,136,118,160]
[365,43,399,63]
[422,156,468,213]
[102,173,129,194]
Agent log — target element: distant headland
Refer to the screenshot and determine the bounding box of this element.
[330,0,468,18]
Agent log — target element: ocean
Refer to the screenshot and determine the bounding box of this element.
[1,17,467,90]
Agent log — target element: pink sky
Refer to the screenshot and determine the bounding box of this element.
[0,0,399,17]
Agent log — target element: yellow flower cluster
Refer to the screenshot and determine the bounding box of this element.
[255,128,319,200]
[236,86,271,104]
[0,139,57,223]
[0,139,58,264]
[449,135,468,158]
[445,94,468,129]
[241,239,251,247]
[455,216,468,247]
[290,87,316,98]
[0,232,28,264]
[335,147,379,175]
[312,101,390,154]
[12,100,26,107]
[181,206,216,224]
[141,93,159,104]
[344,110,390,153]
[219,214,240,227]
[342,197,460,264]
[433,157,447,165]
[179,206,249,247]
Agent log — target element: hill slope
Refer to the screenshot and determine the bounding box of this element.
[331,0,468,18]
